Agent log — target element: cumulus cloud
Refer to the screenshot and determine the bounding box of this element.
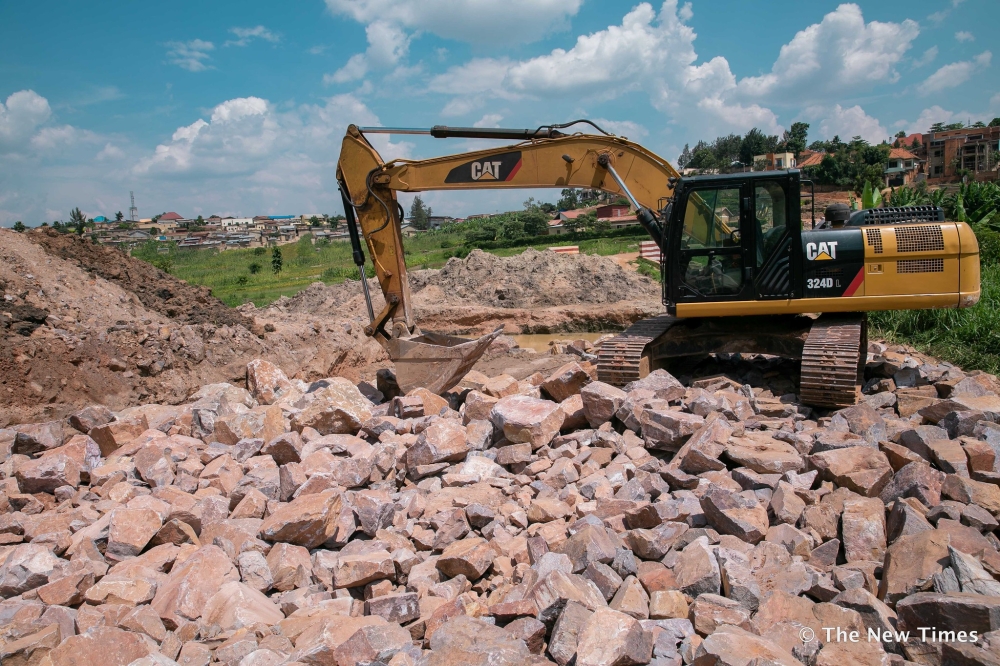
[165,39,215,72]
[325,0,582,44]
[929,0,965,24]
[427,2,917,138]
[955,31,975,42]
[736,4,919,102]
[591,118,649,140]
[895,103,996,135]
[919,51,991,95]
[225,25,280,47]
[0,90,52,151]
[96,143,125,161]
[807,104,887,143]
[325,20,410,84]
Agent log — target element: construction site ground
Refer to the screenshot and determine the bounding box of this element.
[0,229,661,426]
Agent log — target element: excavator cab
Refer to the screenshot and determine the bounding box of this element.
[664,171,802,309]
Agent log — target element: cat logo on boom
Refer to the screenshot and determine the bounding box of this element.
[471,161,503,180]
[806,241,838,261]
[444,151,522,184]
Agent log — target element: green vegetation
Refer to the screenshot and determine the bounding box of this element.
[152,218,648,307]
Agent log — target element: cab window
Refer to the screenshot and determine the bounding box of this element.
[681,188,741,249]
[753,182,787,267]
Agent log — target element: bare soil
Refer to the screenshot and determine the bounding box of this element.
[2,235,658,425]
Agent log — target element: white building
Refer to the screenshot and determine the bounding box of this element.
[221,217,253,227]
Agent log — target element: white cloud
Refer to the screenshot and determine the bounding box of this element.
[427,2,917,139]
[919,50,991,95]
[591,118,648,140]
[96,143,125,161]
[929,0,966,24]
[736,4,919,102]
[955,31,975,42]
[309,45,329,55]
[327,54,368,84]
[325,0,582,44]
[325,20,410,85]
[472,114,503,128]
[912,45,938,68]
[895,103,996,135]
[808,104,887,143]
[30,125,96,151]
[165,39,215,72]
[0,90,52,151]
[225,25,280,47]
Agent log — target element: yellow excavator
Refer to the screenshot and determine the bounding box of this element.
[336,121,980,408]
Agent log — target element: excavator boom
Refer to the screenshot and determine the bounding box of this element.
[336,122,681,395]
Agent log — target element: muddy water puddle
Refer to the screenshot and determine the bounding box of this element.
[511,331,615,353]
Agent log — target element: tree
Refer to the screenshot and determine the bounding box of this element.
[69,207,86,235]
[895,130,907,139]
[115,211,124,222]
[990,118,1000,127]
[782,122,810,158]
[309,215,321,227]
[739,128,780,167]
[687,148,718,171]
[930,122,946,133]
[13,221,25,232]
[271,247,283,274]
[248,262,262,274]
[972,121,987,129]
[410,195,430,230]
[945,122,965,131]
[677,143,693,167]
[557,188,579,210]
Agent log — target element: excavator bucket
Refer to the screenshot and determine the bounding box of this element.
[385,327,504,395]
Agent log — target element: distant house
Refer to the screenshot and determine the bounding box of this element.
[796,150,826,169]
[883,147,922,187]
[753,152,796,170]
[596,203,638,229]
[221,217,253,228]
[159,211,188,225]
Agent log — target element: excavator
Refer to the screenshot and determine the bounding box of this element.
[336,121,980,408]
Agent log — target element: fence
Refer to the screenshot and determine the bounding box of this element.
[639,240,662,265]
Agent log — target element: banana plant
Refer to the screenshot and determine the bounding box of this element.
[861,180,882,209]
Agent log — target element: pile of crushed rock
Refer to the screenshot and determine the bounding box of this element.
[3,342,1000,665]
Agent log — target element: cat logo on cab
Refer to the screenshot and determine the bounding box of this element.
[806,241,838,261]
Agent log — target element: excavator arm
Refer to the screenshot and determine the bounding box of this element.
[335,122,681,394]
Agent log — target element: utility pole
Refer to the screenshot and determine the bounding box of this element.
[129,191,138,222]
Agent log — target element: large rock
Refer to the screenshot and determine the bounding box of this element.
[47,627,153,666]
[841,497,886,563]
[258,490,344,548]
[290,379,373,434]
[896,592,1000,635]
[15,453,80,494]
[201,580,284,630]
[641,409,705,451]
[490,395,564,449]
[151,545,240,627]
[581,382,628,428]
[106,507,162,562]
[213,405,284,445]
[810,447,893,497]
[878,529,951,605]
[406,420,470,474]
[942,474,1000,516]
[575,607,653,666]
[427,615,539,666]
[674,537,721,597]
[725,436,803,474]
[700,487,769,544]
[695,624,799,666]
[437,537,494,580]
[0,543,63,597]
[831,403,887,446]
[247,359,296,405]
[541,362,591,402]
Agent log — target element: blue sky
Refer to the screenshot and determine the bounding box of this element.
[1,0,997,225]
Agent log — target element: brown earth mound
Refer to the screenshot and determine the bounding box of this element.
[27,228,250,329]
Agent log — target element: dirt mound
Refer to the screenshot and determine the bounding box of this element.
[412,248,660,308]
[27,228,251,329]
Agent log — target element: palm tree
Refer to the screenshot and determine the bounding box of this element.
[69,207,86,234]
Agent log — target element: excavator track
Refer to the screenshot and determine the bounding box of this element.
[597,314,677,386]
[799,314,867,409]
